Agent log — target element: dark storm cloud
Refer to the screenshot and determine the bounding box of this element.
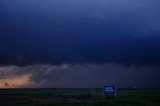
[0,64,160,88]
[0,0,160,66]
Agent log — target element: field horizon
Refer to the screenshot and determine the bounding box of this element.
[0,88,160,106]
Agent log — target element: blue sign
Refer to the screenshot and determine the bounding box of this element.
[104,86,116,94]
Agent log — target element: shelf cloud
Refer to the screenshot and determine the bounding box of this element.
[0,64,160,88]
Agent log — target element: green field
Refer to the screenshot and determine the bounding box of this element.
[0,88,160,106]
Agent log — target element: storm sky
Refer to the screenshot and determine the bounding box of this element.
[0,0,160,88]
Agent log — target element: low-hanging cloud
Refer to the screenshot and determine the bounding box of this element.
[0,63,160,88]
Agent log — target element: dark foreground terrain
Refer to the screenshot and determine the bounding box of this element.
[0,88,160,106]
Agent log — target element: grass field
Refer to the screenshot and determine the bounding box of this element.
[0,88,160,106]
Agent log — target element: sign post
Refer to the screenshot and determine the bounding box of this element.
[103,86,117,100]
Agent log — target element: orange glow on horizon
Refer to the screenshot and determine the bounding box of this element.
[0,74,31,88]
